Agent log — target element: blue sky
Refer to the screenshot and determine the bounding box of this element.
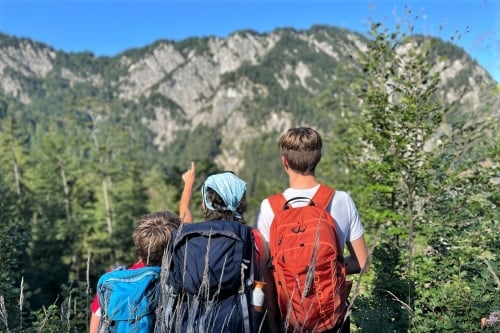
[0,0,498,82]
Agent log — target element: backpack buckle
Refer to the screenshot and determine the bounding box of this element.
[291,220,306,233]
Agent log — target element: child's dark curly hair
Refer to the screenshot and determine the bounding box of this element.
[203,188,247,224]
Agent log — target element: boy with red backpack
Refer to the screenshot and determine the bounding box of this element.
[256,127,370,333]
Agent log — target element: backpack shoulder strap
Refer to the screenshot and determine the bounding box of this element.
[312,184,335,209]
[268,193,287,215]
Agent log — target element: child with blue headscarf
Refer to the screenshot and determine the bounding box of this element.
[178,162,280,333]
[180,162,247,223]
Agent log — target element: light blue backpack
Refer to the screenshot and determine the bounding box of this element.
[97,266,161,333]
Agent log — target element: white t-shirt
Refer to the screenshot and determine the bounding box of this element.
[256,184,364,251]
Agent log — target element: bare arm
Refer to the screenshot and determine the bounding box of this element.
[179,161,195,223]
[345,235,370,275]
[89,313,100,333]
[258,234,280,333]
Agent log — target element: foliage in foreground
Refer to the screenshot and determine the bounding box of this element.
[319,15,499,333]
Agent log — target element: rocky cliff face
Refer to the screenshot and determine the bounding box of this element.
[0,27,496,171]
[0,38,56,103]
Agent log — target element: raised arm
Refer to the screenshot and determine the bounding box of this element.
[179,161,195,223]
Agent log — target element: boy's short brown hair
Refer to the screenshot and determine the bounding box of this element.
[279,127,322,175]
[132,210,181,266]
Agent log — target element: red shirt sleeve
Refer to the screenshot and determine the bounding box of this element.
[90,294,99,313]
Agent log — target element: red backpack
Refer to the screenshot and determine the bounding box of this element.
[268,184,348,332]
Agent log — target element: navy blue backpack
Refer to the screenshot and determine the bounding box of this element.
[157,220,259,333]
[97,266,161,333]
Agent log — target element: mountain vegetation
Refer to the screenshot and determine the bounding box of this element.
[0,15,498,332]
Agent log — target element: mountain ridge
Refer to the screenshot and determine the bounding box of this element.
[0,25,497,173]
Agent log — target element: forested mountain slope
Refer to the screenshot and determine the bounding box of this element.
[0,26,496,174]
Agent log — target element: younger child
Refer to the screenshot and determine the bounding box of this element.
[89,210,181,333]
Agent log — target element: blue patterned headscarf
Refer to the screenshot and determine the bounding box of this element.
[202,172,247,218]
